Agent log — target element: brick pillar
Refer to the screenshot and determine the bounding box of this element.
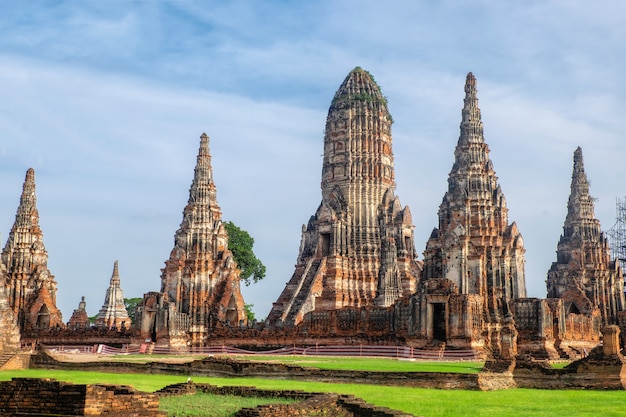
[602,325,620,356]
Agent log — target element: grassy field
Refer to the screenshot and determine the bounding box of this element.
[225,355,485,373]
[161,392,295,417]
[101,353,485,373]
[1,368,625,417]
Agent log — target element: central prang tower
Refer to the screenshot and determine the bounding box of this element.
[267,67,420,327]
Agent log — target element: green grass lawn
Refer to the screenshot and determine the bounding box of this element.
[1,369,625,417]
[103,353,485,373]
[226,355,485,373]
[161,392,295,417]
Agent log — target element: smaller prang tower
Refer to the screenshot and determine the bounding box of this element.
[94,261,130,330]
[546,147,625,325]
[1,168,64,331]
[136,134,247,347]
[418,73,526,351]
[267,67,420,328]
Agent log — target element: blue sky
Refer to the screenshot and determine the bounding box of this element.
[1,1,625,320]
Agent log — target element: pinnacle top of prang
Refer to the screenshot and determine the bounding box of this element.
[110,260,120,286]
[20,168,37,208]
[330,67,388,110]
[573,146,584,174]
[454,72,485,156]
[188,133,218,206]
[6,168,42,240]
[565,146,596,226]
[199,133,210,157]
[464,72,477,97]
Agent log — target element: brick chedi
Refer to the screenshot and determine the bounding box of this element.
[94,261,130,330]
[267,67,420,327]
[67,296,90,329]
[417,73,526,352]
[1,168,64,331]
[136,134,247,347]
[546,147,625,325]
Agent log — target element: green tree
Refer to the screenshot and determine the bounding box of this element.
[224,221,266,286]
[244,304,256,322]
[124,297,143,323]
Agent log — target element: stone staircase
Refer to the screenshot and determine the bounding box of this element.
[0,352,18,370]
[284,259,322,325]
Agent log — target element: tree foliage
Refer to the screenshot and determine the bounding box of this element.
[124,297,142,323]
[224,221,266,286]
[244,304,256,322]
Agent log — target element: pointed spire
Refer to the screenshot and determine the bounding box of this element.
[458,72,485,148]
[186,133,220,212]
[563,146,598,237]
[15,168,40,235]
[110,260,120,286]
[2,168,48,275]
[95,260,129,330]
[448,73,496,198]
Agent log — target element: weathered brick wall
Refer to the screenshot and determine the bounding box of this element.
[0,378,165,416]
[32,351,480,390]
[513,350,626,390]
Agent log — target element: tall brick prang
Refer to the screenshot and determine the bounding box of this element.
[546,147,625,324]
[1,168,63,330]
[136,134,247,347]
[416,73,526,351]
[267,67,420,327]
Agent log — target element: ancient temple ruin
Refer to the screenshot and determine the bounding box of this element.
[1,168,64,331]
[515,147,626,356]
[546,147,625,324]
[267,67,420,327]
[94,261,130,330]
[136,134,247,347]
[416,73,526,351]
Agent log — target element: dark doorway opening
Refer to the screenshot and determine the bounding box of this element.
[320,233,330,256]
[432,303,446,341]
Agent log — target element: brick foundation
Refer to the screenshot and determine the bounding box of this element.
[0,378,165,416]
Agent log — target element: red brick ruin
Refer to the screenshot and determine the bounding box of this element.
[1,69,625,362]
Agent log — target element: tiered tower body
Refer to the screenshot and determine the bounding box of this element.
[546,147,625,325]
[267,68,420,327]
[1,168,64,330]
[137,134,247,346]
[418,73,526,349]
[94,261,130,330]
